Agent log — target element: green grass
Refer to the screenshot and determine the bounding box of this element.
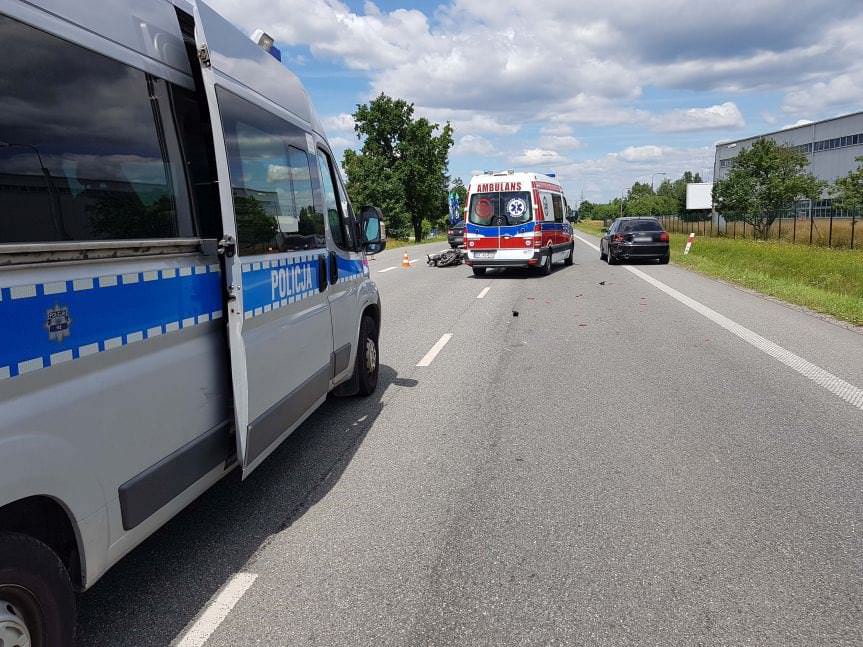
[384,235,448,251]
[576,219,863,326]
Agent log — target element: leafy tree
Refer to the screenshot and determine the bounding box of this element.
[578,200,596,219]
[343,93,453,242]
[831,156,863,214]
[713,139,825,239]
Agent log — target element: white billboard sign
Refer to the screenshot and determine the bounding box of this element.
[686,182,713,210]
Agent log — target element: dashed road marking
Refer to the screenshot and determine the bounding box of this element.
[175,572,258,647]
[409,258,419,264]
[378,266,397,273]
[573,234,863,411]
[477,287,491,299]
[417,333,453,367]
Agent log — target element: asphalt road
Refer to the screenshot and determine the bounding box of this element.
[76,235,863,646]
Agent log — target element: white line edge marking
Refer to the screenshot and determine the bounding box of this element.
[417,333,453,367]
[409,258,419,264]
[477,286,491,299]
[378,266,397,273]
[573,234,863,412]
[175,572,258,647]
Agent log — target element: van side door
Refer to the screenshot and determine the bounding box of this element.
[194,3,334,475]
[314,146,367,384]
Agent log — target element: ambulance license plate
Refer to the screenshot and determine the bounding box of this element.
[474,251,495,259]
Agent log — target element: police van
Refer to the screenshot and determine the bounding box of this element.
[0,1,385,642]
[464,171,574,275]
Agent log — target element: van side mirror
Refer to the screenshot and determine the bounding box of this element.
[360,205,386,255]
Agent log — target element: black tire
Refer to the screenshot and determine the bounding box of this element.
[539,250,552,275]
[356,316,379,397]
[0,532,76,647]
[564,242,574,266]
[659,252,670,264]
[599,243,607,261]
[472,267,486,277]
[607,248,618,265]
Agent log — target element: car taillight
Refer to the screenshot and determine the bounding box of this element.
[448,229,453,235]
[659,231,669,242]
[613,233,625,242]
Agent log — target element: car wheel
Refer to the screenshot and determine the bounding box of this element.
[0,532,76,647]
[540,250,552,275]
[356,315,379,397]
[564,242,574,266]
[607,248,617,265]
[599,243,607,261]
[659,252,670,264]
[472,267,486,277]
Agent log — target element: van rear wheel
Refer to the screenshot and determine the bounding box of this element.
[356,316,379,397]
[0,533,76,647]
[564,242,574,266]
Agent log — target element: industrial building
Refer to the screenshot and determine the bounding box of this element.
[713,110,863,218]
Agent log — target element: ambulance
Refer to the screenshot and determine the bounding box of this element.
[464,171,575,275]
[0,0,385,642]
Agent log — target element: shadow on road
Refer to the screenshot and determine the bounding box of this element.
[471,264,578,280]
[75,364,411,646]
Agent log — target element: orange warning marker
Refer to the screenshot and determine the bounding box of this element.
[401,252,411,269]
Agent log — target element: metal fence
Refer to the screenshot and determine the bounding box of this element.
[656,212,860,250]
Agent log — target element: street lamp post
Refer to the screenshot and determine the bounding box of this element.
[651,172,667,191]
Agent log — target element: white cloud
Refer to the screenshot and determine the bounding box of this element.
[616,145,669,162]
[540,124,573,136]
[512,148,567,166]
[782,69,863,114]
[780,119,814,130]
[648,102,745,132]
[539,135,585,150]
[322,113,356,132]
[452,134,498,156]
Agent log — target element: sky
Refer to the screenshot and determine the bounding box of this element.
[208,0,863,202]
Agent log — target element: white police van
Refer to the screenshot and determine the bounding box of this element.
[0,1,385,642]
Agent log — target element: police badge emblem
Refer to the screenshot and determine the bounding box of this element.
[46,304,72,342]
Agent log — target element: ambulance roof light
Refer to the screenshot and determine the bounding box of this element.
[250,29,282,61]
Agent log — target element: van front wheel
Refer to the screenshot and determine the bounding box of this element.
[356,315,379,397]
[0,532,76,647]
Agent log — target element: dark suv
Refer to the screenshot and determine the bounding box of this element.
[600,217,670,264]
[448,219,465,248]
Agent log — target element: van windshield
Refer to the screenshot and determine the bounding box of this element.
[468,191,532,226]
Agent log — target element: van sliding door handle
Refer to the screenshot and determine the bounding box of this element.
[317,254,328,292]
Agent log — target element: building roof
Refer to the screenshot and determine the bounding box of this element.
[716,110,863,148]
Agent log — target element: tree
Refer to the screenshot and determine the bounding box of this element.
[831,156,863,214]
[342,93,453,242]
[713,139,825,239]
[451,177,467,208]
[578,200,596,219]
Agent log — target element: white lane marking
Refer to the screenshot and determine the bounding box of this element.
[378,266,398,273]
[417,333,453,367]
[409,258,419,264]
[573,234,863,412]
[175,572,258,647]
[477,286,491,299]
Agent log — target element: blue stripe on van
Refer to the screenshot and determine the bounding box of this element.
[0,264,223,380]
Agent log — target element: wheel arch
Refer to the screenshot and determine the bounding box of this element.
[0,496,83,590]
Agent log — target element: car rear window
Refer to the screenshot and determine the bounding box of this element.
[619,220,662,232]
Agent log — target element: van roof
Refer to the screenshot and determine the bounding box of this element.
[468,171,563,188]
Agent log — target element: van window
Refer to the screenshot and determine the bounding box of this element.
[316,150,354,250]
[468,192,532,226]
[217,89,325,254]
[0,14,192,244]
[551,194,564,223]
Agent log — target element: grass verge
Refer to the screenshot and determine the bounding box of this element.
[575,220,863,326]
[384,235,448,251]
